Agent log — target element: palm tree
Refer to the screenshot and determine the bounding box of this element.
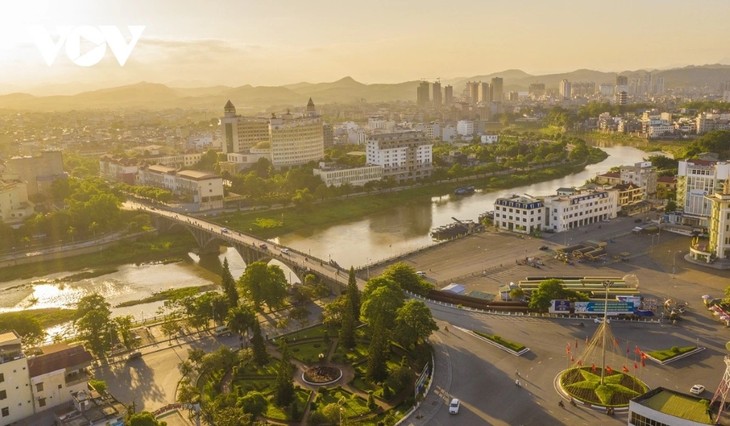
[226,305,256,345]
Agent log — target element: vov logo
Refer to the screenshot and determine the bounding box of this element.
[29,25,145,67]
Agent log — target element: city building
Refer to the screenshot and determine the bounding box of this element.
[219,100,270,154]
[614,183,645,215]
[432,81,442,107]
[323,123,334,148]
[137,165,224,211]
[493,194,545,234]
[366,131,433,182]
[559,79,571,100]
[542,188,619,232]
[466,81,480,105]
[704,181,730,260]
[269,100,325,168]
[55,389,126,426]
[490,77,503,103]
[0,331,35,425]
[480,134,499,144]
[595,171,621,186]
[99,156,139,185]
[480,82,491,103]
[620,161,658,199]
[696,112,730,135]
[5,151,66,196]
[0,179,34,225]
[528,83,545,97]
[218,150,270,175]
[417,81,430,107]
[444,85,454,105]
[628,387,714,426]
[27,343,93,414]
[677,159,730,228]
[313,164,384,187]
[456,120,475,136]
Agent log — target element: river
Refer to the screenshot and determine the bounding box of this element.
[275,145,655,268]
[0,145,653,336]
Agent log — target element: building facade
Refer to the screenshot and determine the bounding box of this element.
[0,179,34,225]
[313,165,384,187]
[269,113,325,167]
[705,182,730,260]
[366,131,433,182]
[620,161,657,199]
[137,165,224,211]
[27,344,93,414]
[543,189,619,232]
[493,194,545,234]
[0,332,34,425]
[629,387,714,426]
[677,159,730,228]
[5,151,65,196]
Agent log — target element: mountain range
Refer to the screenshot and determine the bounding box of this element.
[2,64,730,112]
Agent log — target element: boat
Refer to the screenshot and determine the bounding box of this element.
[454,186,475,195]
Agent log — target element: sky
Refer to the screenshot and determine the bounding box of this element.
[2,0,730,95]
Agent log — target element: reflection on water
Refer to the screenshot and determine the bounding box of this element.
[277,146,651,268]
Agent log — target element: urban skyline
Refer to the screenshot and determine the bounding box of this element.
[3,0,730,95]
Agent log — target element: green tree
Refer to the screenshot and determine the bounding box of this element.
[366,327,389,382]
[0,313,44,346]
[382,262,433,295]
[114,315,136,350]
[239,391,268,418]
[88,379,107,395]
[250,321,268,365]
[238,262,288,311]
[346,266,361,317]
[220,258,239,307]
[322,295,347,330]
[127,411,166,426]
[393,300,438,349]
[528,279,588,312]
[226,305,255,338]
[274,341,294,406]
[360,282,405,330]
[75,293,112,357]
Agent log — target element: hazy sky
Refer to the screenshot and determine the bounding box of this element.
[2,0,730,94]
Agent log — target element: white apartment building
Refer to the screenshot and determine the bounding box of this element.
[493,194,545,234]
[696,112,730,135]
[269,115,325,167]
[677,159,730,228]
[441,125,457,142]
[703,184,730,260]
[456,120,474,136]
[137,165,224,211]
[480,134,499,144]
[27,344,93,414]
[366,131,433,182]
[0,332,34,425]
[543,189,619,232]
[0,179,34,225]
[620,161,657,199]
[313,165,384,187]
[220,101,270,154]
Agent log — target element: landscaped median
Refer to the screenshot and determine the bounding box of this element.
[645,346,705,365]
[455,326,530,356]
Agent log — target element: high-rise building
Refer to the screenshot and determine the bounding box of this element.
[444,85,454,105]
[480,82,491,103]
[366,131,433,182]
[490,77,503,103]
[615,75,629,100]
[323,123,334,148]
[417,81,430,107]
[220,100,270,154]
[705,181,730,260]
[432,81,442,107]
[615,90,628,105]
[677,159,730,228]
[0,332,35,424]
[559,79,572,100]
[466,81,480,105]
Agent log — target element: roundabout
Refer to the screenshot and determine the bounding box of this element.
[301,365,343,386]
[557,367,648,408]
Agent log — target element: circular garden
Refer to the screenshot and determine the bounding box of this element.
[559,367,649,408]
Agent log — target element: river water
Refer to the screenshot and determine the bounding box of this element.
[0,145,652,335]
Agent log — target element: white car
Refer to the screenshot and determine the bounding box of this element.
[690,384,705,395]
[593,318,611,324]
[449,398,460,414]
[416,271,427,277]
[281,248,290,254]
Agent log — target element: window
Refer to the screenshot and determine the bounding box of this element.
[0,390,5,400]
[1,407,8,417]
[0,373,3,383]
[36,383,43,392]
[38,398,46,408]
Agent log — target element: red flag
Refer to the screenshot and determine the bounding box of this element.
[641,359,645,367]
[635,346,641,355]
[592,363,596,373]
[622,365,629,373]
[606,365,613,374]
[577,359,583,366]
[640,352,647,360]
[634,362,638,369]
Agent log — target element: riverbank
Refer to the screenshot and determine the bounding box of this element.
[0,233,197,283]
[220,157,605,239]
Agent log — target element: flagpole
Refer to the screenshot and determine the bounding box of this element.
[600,280,612,385]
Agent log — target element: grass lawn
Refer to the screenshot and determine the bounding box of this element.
[317,388,370,418]
[232,377,276,393]
[237,359,279,376]
[265,388,311,421]
[281,324,328,341]
[350,375,377,394]
[332,340,368,364]
[647,346,697,361]
[289,341,328,364]
[474,331,526,352]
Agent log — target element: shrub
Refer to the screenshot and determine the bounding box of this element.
[671,346,679,353]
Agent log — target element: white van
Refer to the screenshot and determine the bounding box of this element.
[215,326,231,337]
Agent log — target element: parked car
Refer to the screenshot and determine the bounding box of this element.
[539,245,549,251]
[215,326,232,337]
[449,398,461,414]
[690,384,705,395]
[259,243,268,250]
[416,271,427,277]
[593,318,611,324]
[221,228,229,234]
[281,248,290,254]
[127,351,142,361]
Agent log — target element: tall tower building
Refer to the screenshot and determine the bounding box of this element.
[219,100,270,154]
[417,81,430,106]
[559,79,572,100]
[444,85,454,105]
[490,77,503,103]
[466,81,480,105]
[480,82,491,103]
[432,81,442,107]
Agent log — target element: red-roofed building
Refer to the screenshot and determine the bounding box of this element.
[27,344,93,413]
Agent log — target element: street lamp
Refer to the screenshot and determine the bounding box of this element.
[600,280,612,385]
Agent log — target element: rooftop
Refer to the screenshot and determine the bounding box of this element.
[0,331,20,344]
[632,387,713,425]
[28,344,93,377]
[177,169,219,180]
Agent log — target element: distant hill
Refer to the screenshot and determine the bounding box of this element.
[2,64,730,111]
